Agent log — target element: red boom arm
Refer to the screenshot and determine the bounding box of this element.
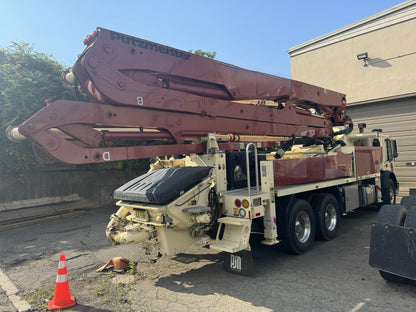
[9,28,350,164]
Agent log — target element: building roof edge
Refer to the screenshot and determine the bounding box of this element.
[288,1,416,57]
[347,92,416,107]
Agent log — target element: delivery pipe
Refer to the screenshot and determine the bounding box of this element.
[6,126,26,142]
[106,206,151,245]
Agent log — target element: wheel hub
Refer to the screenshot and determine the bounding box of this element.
[325,204,337,231]
[295,211,311,243]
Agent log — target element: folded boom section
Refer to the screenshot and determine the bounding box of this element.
[9,27,350,164]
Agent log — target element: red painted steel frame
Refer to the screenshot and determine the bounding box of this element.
[14,28,352,164]
[354,146,382,176]
[272,153,353,186]
[74,28,348,124]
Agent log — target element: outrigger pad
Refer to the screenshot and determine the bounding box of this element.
[113,166,211,204]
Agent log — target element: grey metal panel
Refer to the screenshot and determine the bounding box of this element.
[348,97,416,198]
[343,184,360,212]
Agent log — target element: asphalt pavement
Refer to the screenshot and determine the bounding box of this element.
[1,205,416,312]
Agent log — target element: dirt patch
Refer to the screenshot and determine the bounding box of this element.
[24,270,138,311]
[23,245,222,312]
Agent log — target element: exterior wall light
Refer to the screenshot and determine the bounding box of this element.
[357,52,369,66]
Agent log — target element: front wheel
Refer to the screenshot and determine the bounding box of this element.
[283,199,316,255]
[382,178,396,205]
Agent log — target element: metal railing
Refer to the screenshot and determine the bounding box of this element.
[245,143,259,197]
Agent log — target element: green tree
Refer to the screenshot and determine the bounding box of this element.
[0,43,76,173]
[189,50,216,59]
[0,43,149,176]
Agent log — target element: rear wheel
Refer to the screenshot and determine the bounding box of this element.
[312,193,340,241]
[284,199,316,255]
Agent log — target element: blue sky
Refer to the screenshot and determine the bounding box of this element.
[0,0,405,78]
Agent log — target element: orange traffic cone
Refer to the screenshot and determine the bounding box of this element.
[48,252,76,311]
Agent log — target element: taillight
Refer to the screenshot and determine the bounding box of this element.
[235,199,241,207]
[242,199,249,208]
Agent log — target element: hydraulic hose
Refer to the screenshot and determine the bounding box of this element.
[333,121,354,136]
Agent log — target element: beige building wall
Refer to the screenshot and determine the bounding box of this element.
[347,97,416,198]
[289,1,416,104]
[288,1,416,198]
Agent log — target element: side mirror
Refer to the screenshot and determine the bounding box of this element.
[392,140,398,159]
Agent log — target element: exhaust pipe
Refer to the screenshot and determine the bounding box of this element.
[6,126,26,142]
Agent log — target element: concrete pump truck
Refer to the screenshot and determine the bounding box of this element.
[7,28,401,274]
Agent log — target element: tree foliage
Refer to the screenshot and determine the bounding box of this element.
[0,43,76,174]
[0,43,149,176]
[0,43,212,175]
[189,50,216,59]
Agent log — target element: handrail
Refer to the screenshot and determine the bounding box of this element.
[245,143,259,197]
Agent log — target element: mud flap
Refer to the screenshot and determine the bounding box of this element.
[369,222,416,280]
[223,250,253,275]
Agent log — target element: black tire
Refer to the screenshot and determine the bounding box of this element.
[312,193,340,241]
[283,199,316,255]
[400,196,416,209]
[376,204,407,226]
[401,196,416,228]
[379,270,408,283]
[382,178,396,205]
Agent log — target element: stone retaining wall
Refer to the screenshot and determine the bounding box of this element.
[0,169,140,213]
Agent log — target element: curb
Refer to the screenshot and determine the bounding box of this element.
[0,268,31,312]
[0,200,96,231]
